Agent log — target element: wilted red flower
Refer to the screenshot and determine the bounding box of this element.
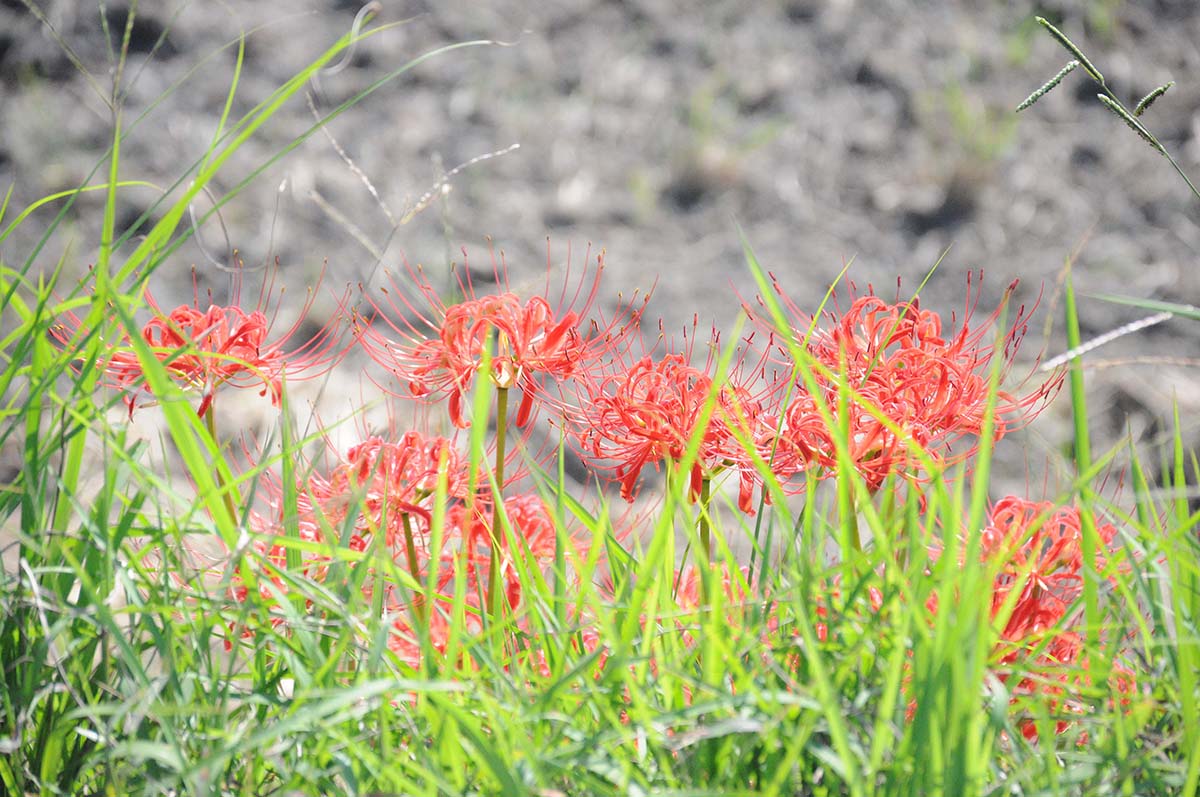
[53,274,348,417]
[360,245,645,429]
[570,320,781,514]
[759,273,1061,490]
[673,563,756,612]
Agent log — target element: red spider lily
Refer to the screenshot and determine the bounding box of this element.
[757,272,1062,490]
[384,493,575,665]
[227,432,573,665]
[999,634,1139,741]
[447,493,589,611]
[384,576,605,675]
[312,432,477,551]
[904,495,1138,739]
[450,493,559,563]
[52,273,349,418]
[979,496,1136,739]
[226,431,473,635]
[384,578,476,668]
[982,496,1118,636]
[223,496,335,650]
[674,563,756,613]
[667,564,761,656]
[568,319,782,514]
[229,503,328,602]
[360,244,646,429]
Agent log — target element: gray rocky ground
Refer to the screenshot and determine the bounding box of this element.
[4,0,1200,507]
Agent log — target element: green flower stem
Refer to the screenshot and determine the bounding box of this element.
[698,476,712,562]
[848,511,863,554]
[493,385,508,496]
[699,475,713,608]
[838,471,863,556]
[203,399,239,524]
[487,385,509,618]
[401,511,427,624]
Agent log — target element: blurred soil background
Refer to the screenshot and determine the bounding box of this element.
[4,0,1200,505]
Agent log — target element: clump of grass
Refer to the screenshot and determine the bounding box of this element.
[1,9,1197,797]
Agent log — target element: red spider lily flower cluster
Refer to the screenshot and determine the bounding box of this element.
[360,246,646,429]
[313,432,476,550]
[231,432,576,663]
[388,491,574,667]
[61,243,1152,746]
[227,432,473,617]
[565,319,782,514]
[53,276,349,418]
[980,496,1136,738]
[759,273,1062,491]
[673,563,755,614]
[904,496,1138,739]
[382,494,567,667]
[983,496,1118,639]
[556,272,1061,517]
